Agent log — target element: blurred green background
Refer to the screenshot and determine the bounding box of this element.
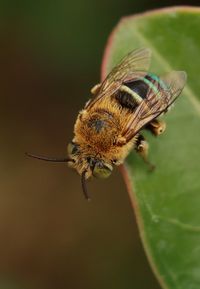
[0,1,199,289]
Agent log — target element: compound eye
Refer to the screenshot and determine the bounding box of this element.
[93,162,113,179]
[67,142,79,155]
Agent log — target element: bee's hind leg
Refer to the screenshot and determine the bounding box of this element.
[145,119,166,136]
[91,83,101,95]
[135,135,155,171]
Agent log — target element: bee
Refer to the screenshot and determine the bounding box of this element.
[26,48,187,200]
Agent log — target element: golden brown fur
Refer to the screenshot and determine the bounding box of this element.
[69,97,136,179]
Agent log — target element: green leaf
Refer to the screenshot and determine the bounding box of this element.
[101,6,200,289]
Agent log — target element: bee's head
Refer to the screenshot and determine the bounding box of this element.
[67,141,113,178]
[67,141,113,200]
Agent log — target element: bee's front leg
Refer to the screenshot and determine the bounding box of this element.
[135,135,155,171]
[146,119,166,136]
[90,83,101,95]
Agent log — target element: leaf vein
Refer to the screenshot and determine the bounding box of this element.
[143,198,200,232]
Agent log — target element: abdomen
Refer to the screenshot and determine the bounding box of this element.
[115,73,162,110]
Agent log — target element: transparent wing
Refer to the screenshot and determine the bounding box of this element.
[101,47,152,89]
[121,71,187,142]
[86,48,152,109]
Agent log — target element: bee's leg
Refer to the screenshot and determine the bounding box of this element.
[145,119,166,136]
[90,83,101,95]
[135,135,155,171]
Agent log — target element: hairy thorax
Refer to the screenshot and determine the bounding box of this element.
[73,99,136,165]
[74,108,119,153]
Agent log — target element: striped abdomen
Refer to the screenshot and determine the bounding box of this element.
[115,73,166,110]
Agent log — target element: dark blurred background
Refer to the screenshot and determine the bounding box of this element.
[0,1,199,289]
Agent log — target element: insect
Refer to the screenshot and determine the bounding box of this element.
[26,48,187,200]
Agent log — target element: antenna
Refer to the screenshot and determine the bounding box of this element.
[25,152,74,163]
